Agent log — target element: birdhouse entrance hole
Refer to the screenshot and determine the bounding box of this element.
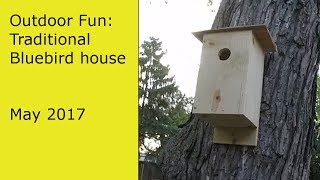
[218,48,231,60]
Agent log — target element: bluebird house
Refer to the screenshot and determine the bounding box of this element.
[192,25,277,146]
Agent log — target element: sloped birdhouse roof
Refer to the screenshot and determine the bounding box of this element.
[192,24,277,52]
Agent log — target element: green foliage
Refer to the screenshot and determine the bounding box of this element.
[311,76,320,179]
[139,37,192,155]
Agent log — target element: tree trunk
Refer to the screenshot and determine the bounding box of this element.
[159,0,320,179]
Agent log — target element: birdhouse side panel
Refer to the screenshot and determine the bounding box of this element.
[243,34,265,126]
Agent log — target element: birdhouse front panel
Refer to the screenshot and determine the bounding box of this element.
[193,30,255,126]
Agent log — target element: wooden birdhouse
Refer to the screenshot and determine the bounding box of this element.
[192,25,277,146]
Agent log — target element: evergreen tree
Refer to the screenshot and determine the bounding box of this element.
[139,37,191,156]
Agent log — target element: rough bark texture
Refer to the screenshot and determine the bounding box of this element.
[159,0,320,179]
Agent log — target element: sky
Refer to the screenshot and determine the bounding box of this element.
[139,0,222,97]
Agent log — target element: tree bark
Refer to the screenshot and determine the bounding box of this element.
[159,0,320,179]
